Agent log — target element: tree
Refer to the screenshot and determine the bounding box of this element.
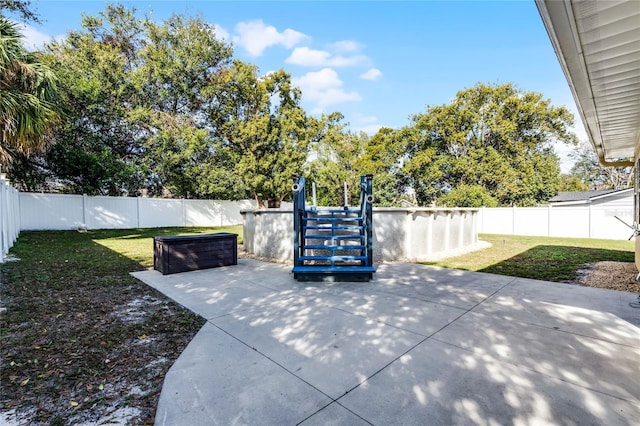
[136,12,241,198]
[557,174,589,192]
[0,17,59,168]
[306,115,368,207]
[404,82,577,206]
[221,65,316,207]
[0,0,40,23]
[353,127,410,206]
[569,140,633,190]
[35,6,148,194]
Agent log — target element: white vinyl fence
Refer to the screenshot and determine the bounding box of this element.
[477,205,635,240]
[19,193,255,231]
[1,182,636,263]
[0,175,20,261]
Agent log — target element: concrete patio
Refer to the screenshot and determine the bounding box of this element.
[131,258,640,425]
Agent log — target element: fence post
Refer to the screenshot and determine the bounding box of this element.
[548,204,552,236]
[444,211,451,251]
[512,205,516,235]
[1,176,8,259]
[16,188,21,237]
[181,199,186,227]
[82,194,88,229]
[472,210,478,244]
[426,212,433,256]
[0,176,5,262]
[136,197,141,228]
[588,202,592,238]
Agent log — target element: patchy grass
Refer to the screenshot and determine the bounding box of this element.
[0,226,241,425]
[428,233,635,282]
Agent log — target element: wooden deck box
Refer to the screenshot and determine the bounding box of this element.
[153,233,237,275]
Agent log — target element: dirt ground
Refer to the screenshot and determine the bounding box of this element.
[576,261,640,293]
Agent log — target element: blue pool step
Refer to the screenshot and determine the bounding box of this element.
[292,175,374,282]
[303,244,365,250]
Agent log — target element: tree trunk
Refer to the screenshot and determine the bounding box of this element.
[254,192,266,209]
[267,198,281,208]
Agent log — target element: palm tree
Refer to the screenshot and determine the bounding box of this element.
[0,16,59,167]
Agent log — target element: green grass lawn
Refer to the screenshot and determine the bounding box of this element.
[428,233,635,282]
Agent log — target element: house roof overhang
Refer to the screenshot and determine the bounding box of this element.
[535,0,640,167]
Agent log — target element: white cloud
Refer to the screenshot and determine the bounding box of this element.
[211,24,230,41]
[293,68,361,111]
[286,46,368,67]
[330,40,362,53]
[232,20,308,56]
[15,22,64,50]
[286,47,331,66]
[360,68,382,81]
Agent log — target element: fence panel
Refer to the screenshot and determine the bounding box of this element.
[590,205,634,240]
[185,199,255,227]
[479,208,514,234]
[85,196,138,229]
[139,198,183,228]
[513,208,549,236]
[548,207,590,238]
[20,193,84,230]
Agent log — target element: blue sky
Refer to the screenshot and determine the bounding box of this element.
[18,0,584,171]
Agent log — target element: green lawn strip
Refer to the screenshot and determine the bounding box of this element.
[0,226,241,424]
[428,234,634,282]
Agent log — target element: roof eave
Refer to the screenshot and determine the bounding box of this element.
[535,0,636,166]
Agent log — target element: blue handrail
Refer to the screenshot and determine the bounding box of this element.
[292,175,306,267]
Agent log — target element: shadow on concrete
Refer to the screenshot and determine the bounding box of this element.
[133,260,640,425]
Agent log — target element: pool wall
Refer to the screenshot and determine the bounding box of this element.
[241,207,479,263]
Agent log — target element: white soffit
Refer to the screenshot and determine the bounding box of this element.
[536,0,640,163]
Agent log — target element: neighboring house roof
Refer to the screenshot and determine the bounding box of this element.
[549,188,633,204]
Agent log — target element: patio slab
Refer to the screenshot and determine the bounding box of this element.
[131,258,640,425]
[153,322,332,425]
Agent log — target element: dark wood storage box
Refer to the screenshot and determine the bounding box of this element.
[153,233,238,275]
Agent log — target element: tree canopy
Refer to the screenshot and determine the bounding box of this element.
[402,82,577,206]
[568,140,632,190]
[13,5,315,201]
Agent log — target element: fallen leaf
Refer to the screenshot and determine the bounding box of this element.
[20,378,29,386]
[70,401,78,407]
